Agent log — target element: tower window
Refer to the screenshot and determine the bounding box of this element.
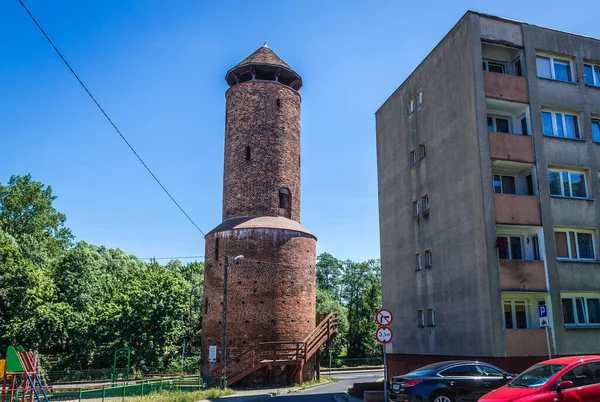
[245,146,251,161]
[215,238,219,260]
[279,188,291,218]
[277,99,281,108]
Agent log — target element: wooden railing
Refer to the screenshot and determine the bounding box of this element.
[214,312,338,386]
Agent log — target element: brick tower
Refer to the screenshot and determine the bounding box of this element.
[201,45,317,386]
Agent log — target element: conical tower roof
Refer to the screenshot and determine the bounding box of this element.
[234,44,294,71]
[225,44,302,90]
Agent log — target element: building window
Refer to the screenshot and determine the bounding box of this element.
[541,109,581,139]
[493,175,516,194]
[408,99,414,115]
[487,116,510,133]
[554,229,596,260]
[548,168,587,198]
[415,253,422,271]
[418,143,426,160]
[421,194,429,213]
[497,236,523,260]
[584,63,600,86]
[417,90,423,106]
[562,294,600,326]
[536,53,574,82]
[424,249,432,268]
[417,310,425,327]
[409,149,417,166]
[483,60,507,74]
[245,146,251,161]
[279,188,291,218]
[412,200,420,217]
[427,309,435,327]
[503,300,528,329]
[215,237,219,260]
[592,118,600,142]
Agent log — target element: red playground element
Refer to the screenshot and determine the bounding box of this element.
[1,346,49,402]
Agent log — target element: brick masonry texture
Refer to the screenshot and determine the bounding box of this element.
[222,80,301,222]
[201,228,316,382]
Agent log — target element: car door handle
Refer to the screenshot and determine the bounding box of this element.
[483,382,491,387]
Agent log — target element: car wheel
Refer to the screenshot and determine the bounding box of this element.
[429,392,454,402]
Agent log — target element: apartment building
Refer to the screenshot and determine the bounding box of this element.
[376,11,600,375]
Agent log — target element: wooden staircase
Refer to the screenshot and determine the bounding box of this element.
[214,312,338,387]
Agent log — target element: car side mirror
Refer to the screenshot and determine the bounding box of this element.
[557,380,574,393]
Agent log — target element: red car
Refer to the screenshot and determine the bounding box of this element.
[480,356,600,401]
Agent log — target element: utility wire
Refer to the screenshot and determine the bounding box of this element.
[17,0,206,237]
[139,256,205,260]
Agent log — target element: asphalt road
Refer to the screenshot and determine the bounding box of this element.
[274,370,383,401]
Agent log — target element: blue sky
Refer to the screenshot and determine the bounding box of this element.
[2,0,599,263]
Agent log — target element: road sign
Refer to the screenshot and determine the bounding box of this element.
[539,305,548,318]
[376,309,393,326]
[540,317,549,327]
[376,326,393,344]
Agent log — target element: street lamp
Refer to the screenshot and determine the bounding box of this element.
[221,254,244,389]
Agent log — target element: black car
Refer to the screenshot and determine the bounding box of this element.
[389,361,515,402]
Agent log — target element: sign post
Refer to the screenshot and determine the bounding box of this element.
[376,309,393,402]
[538,305,551,359]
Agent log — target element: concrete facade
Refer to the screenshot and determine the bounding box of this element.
[201,45,316,385]
[376,11,600,376]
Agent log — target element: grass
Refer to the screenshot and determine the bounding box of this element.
[128,388,234,402]
[293,376,339,390]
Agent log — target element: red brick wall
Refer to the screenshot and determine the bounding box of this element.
[222,80,301,222]
[201,228,316,383]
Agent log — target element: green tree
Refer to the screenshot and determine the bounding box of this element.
[0,174,73,257]
[316,252,343,300]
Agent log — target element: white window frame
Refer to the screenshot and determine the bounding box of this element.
[561,293,600,327]
[407,99,414,115]
[412,200,420,217]
[554,228,597,261]
[417,310,425,327]
[483,59,507,74]
[427,308,435,327]
[421,194,429,213]
[541,109,582,139]
[417,90,423,106]
[415,253,422,271]
[424,249,432,268]
[548,168,588,199]
[409,148,416,166]
[592,118,600,143]
[536,53,575,82]
[497,235,524,260]
[493,174,516,194]
[487,115,512,133]
[503,300,530,329]
[584,63,600,86]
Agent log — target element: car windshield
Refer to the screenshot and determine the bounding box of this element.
[509,364,567,388]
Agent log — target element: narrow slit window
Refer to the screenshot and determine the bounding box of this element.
[422,194,429,213]
[412,200,420,217]
[215,238,219,260]
[407,99,414,115]
[417,310,425,327]
[276,98,281,107]
[418,143,426,159]
[279,188,291,218]
[427,309,435,327]
[245,146,251,161]
[416,253,422,271]
[410,149,417,166]
[424,249,432,268]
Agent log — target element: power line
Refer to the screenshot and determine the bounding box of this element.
[17,0,206,237]
[139,256,205,260]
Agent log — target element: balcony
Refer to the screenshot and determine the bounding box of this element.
[484,72,529,104]
[500,259,546,292]
[505,328,551,357]
[489,132,535,163]
[494,194,541,226]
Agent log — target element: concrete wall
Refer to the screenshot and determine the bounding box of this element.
[522,24,600,354]
[376,14,503,357]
